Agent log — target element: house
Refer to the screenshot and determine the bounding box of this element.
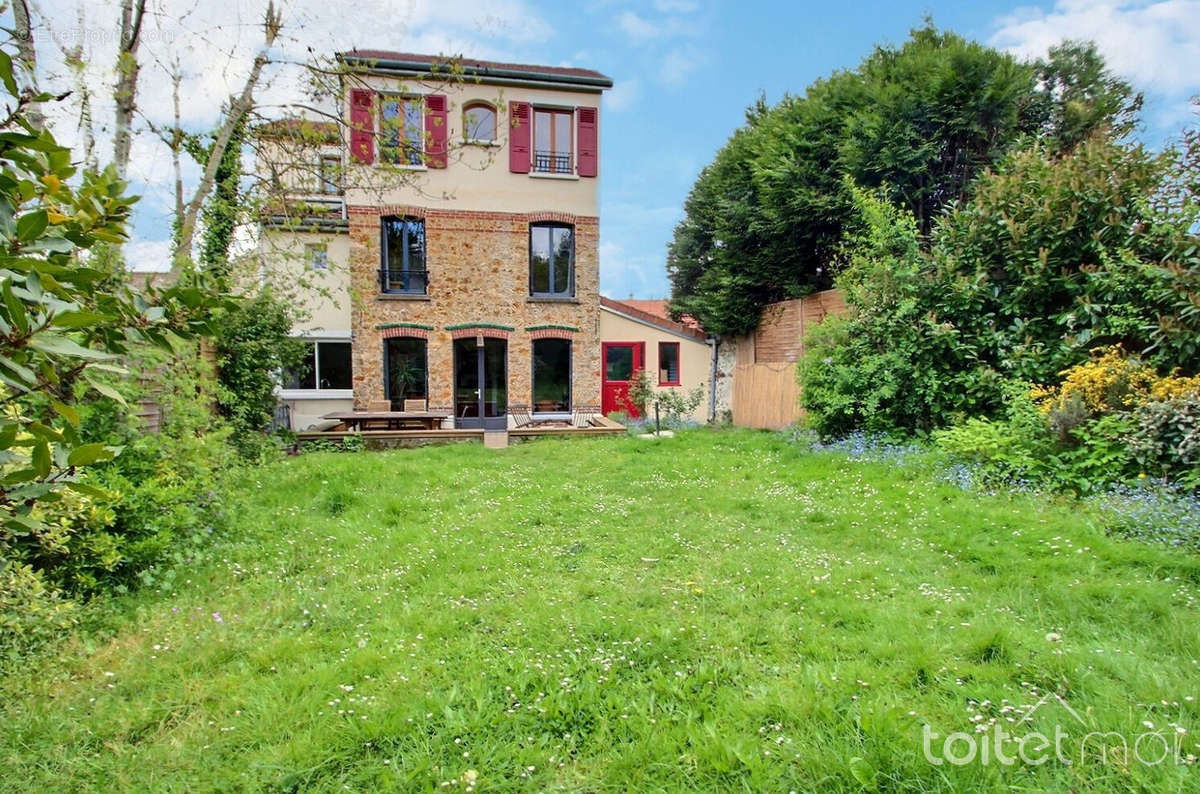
[258,52,612,431]
[598,297,714,422]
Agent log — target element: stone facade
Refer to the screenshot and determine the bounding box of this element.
[347,205,601,413]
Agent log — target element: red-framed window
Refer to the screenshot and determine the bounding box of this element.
[658,342,680,386]
[533,107,573,173]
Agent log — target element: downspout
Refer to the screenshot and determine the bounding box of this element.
[708,335,718,424]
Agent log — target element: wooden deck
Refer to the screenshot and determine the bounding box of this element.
[295,415,625,449]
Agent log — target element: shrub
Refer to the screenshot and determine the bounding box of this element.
[800,134,1200,439]
[1127,394,1200,486]
[628,369,707,425]
[213,290,307,459]
[935,351,1200,493]
[0,564,76,661]
[800,186,999,437]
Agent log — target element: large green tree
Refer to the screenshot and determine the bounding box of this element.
[667,25,1140,336]
[801,134,1199,437]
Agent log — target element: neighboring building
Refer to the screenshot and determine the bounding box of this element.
[599,296,713,422]
[258,52,612,430]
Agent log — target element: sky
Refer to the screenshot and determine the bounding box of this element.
[9,0,1200,298]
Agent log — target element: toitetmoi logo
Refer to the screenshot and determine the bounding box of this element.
[922,693,1195,768]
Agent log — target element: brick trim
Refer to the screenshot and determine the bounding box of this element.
[346,205,598,226]
[378,325,430,340]
[527,210,578,225]
[449,326,511,340]
[529,328,574,340]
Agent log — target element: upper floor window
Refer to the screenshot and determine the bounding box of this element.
[463,102,497,143]
[380,96,424,166]
[318,154,341,194]
[381,216,427,294]
[533,108,572,174]
[306,243,328,271]
[529,223,574,297]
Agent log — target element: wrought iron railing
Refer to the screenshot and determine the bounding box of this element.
[533,150,572,174]
[379,269,428,294]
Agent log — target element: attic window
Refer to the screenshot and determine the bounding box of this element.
[463,102,496,143]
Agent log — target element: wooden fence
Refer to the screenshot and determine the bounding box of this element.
[730,289,847,429]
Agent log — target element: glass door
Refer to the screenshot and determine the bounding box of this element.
[454,337,507,429]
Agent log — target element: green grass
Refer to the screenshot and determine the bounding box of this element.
[3,429,1199,791]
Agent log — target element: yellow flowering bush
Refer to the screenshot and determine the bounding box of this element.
[1033,346,1200,417]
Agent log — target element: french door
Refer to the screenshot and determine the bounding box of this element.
[454,338,507,429]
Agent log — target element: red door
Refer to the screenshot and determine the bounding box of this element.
[602,342,643,417]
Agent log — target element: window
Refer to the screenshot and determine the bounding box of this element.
[380,96,424,166]
[318,154,341,194]
[381,216,426,294]
[532,338,571,412]
[306,243,328,271]
[533,108,572,173]
[283,340,352,391]
[529,223,574,297]
[658,342,680,385]
[385,337,427,405]
[463,102,496,143]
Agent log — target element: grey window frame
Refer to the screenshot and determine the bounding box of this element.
[528,222,575,298]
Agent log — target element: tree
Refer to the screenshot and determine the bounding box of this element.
[0,52,227,549]
[668,23,1142,337]
[800,134,1200,437]
[112,0,148,179]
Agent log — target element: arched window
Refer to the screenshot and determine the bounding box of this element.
[463,102,497,143]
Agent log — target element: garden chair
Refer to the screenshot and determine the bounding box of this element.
[364,399,394,430]
[508,404,533,429]
[571,405,597,428]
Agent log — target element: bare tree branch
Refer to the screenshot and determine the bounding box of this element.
[174,1,282,270]
[113,0,148,178]
[11,0,41,129]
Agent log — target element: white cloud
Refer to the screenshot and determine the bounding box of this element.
[659,46,704,85]
[617,11,660,41]
[653,0,700,12]
[605,76,641,112]
[990,0,1200,95]
[124,240,174,273]
[599,241,669,299]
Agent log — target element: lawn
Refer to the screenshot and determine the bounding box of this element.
[3,429,1198,791]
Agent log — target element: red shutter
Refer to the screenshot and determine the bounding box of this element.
[424,94,448,168]
[577,106,598,177]
[509,101,531,173]
[349,89,374,164]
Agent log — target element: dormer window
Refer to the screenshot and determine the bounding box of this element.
[318,154,341,194]
[380,96,424,166]
[463,102,497,143]
[533,108,572,174]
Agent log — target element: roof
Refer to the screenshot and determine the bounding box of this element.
[337,50,613,90]
[601,296,708,341]
[617,299,704,332]
[255,118,340,143]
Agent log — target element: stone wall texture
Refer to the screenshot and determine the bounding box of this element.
[347,205,601,413]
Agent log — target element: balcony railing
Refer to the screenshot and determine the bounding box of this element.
[380,269,428,295]
[533,150,572,174]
